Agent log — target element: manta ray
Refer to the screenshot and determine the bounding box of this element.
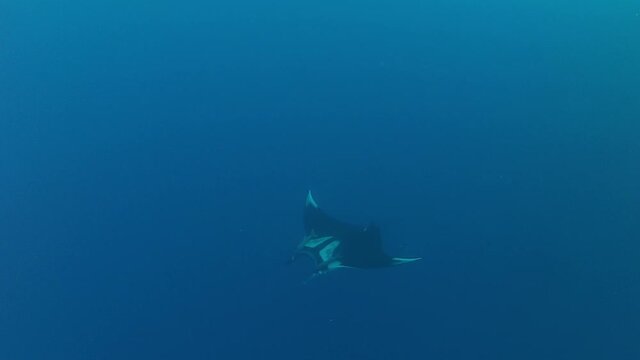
[291,191,421,278]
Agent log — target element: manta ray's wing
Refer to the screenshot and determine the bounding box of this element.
[338,223,391,268]
[339,226,421,267]
[303,192,361,238]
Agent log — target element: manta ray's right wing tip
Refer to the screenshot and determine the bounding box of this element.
[390,257,422,265]
[306,190,318,208]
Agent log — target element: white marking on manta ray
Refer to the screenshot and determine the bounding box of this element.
[302,235,334,249]
[327,260,350,270]
[319,240,340,262]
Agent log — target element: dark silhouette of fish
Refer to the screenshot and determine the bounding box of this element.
[291,191,421,279]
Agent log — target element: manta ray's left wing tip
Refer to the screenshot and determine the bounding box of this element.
[306,190,318,208]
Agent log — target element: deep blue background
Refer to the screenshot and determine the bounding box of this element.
[1,1,639,359]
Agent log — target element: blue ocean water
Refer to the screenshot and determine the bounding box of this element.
[1,1,639,359]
